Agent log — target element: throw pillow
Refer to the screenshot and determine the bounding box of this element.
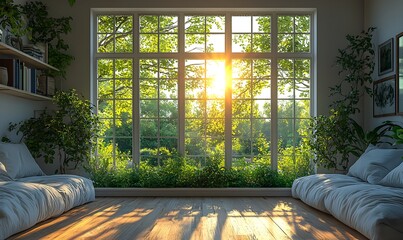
[0,162,13,181]
[379,162,403,188]
[0,142,45,179]
[347,147,403,184]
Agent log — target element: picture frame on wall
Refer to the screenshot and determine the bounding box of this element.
[379,38,394,75]
[373,75,396,117]
[396,32,403,114]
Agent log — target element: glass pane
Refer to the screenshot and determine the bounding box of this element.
[185,34,205,52]
[97,59,113,78]
[185,60,205,78]
[253,100,271,118]
[98,79,113,100]
[295,34,310,52]
[232,119,251,137]
[252,138,270,155]
[160,59,178,79]
[115,59,132,78]
[207,16,225,33]
[185,138,205,155]
[232,99,251,118]
[253,16,270,33]
[98,15,114,33]
[160,34,178,52]
[99,119,113,136]
[295,16,310,33]
[160,138,178,151]
[233,79,251,99]
[206,100,225,118]
[115,16,132,33]
[160,79,178,98]
[253,119,271,139]
[254,80,271,99]
[278,119,295,139]
[185,79,205,99]
[140,59,158,78]
[185,119,204,137]
[278,80,294,99]
[296,119,310,138]
[278,100,294,118]
[278,59,294,78]
[140,138,158,151]
[206,34,225,52]
[140,100,158,118]
[140,34,158,52]
[159,16,178,33]
[232,138,252,155]
[160,119,178,136]
[140,119,158,137]
[115,119,133,137]
[185,16,205,33]
[233,59,252,79]
[252,34,271,52]
[185,100,205,118]
[232,16,251,33]
[140,79,158,99]
[160,100,178,118]
[115,34,133,53]
[115,79,132,99]
[296,100,310,118]
[140,15,158,33]
[98,100,114,118]
[278,34,293,52]
[295,59,310,78]
[278,16,294,33]
[253,59,271,78]
[97,34,113,53]
[115,100,132,118]
[295,79,310,98]
[232,34,252,53]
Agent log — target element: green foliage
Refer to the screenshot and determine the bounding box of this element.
[308,28,394,170]
[391,126,403,145]
[0,0,28,37]
[87,156,298,188]
[21,1,74,78]
[10,89,99,173]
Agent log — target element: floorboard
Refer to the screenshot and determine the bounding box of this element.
[9,197,367,240]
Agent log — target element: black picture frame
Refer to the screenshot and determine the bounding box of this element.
[373,75,396,117]
[379,38,394,75]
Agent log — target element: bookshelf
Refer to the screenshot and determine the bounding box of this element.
[0,42,58,101]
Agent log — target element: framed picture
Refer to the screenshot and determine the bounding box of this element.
[396,32,403,114]
[379,38,394,75]
[373,75,396,117]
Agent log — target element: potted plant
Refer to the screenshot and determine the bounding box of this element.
[9,89,99,174]
[0,0,28,43]
[308,27,396,171]
[21,1,74,78]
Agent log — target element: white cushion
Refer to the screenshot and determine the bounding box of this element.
[0,142,44,179]
[347,147,403,184]
[0,162,13,181]
[379,162,403,188]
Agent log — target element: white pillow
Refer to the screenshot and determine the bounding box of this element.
[379,162,403,188]
[347,148,403,184]
[0,162,13,181]
[0,142,45,179]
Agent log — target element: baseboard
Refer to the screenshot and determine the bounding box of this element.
[95,187,292,197]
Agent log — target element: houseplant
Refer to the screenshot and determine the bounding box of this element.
[308,27,396,170]
[0,0,28,42]
[21,1,74,78]
[9,89,99,173]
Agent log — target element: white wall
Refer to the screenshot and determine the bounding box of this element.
[364,0,403,130]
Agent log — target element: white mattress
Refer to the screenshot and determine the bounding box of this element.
[0,181,65,240]
[18,174,95,211]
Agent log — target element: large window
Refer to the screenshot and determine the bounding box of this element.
[93,10,314,172]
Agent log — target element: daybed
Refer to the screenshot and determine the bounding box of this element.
[292,146,403,240]
[0,142,95,239]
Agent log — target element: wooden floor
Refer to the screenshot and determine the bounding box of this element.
[10,197,367,240]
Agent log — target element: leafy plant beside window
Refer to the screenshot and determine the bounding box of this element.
[21,1,74,78]
[308,27,396,170]
[0,0,28,38]
[9,89,99,174]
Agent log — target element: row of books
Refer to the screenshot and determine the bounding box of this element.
[0,58,38,94]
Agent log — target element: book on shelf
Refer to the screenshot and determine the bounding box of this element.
[0,58,38,94]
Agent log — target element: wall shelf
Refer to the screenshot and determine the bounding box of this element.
[0,84,52,101]
[0,42,58,101]
[0,42,58,71]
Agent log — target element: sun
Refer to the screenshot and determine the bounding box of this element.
[206,60,227,98]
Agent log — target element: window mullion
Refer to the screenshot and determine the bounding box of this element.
[224,13,232,169]
[271,14,279,171]
[178,13,185,156]
[133,13,141,165]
